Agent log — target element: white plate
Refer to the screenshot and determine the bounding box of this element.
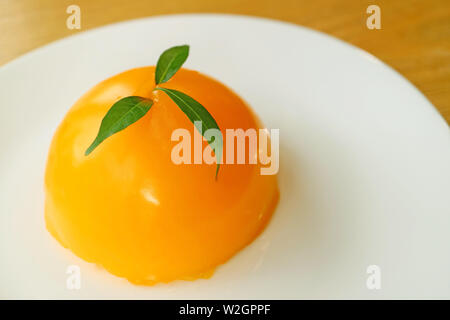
[0,14,449,299]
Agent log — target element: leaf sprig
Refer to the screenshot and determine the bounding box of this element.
[85,45,222,179]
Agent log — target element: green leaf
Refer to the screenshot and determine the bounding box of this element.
[85,96,153,155]
[155,87,222,178]
[155,45,189,84]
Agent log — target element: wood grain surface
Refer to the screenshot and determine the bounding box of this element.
[1,0,449,122]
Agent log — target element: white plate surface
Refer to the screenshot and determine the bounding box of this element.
[0,14,449,299]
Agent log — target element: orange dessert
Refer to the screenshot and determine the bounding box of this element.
[44,46,278,285]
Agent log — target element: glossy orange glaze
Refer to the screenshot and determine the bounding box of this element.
[44,67,279,284]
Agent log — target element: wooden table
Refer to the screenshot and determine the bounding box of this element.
[1,0,449,123]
